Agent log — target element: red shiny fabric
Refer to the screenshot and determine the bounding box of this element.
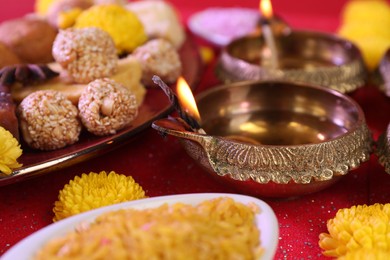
[1,1,390,259]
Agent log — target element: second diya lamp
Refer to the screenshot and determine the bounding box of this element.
[216,0,368,94]
[151,76,373,198]
[377,48,390,97]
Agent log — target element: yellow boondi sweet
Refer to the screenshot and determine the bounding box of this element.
[319,203,390,258]
[57,8,84,29]
[53,171,146,222]
[37,197,263,259]
[0,127,22,175]
[74,4,147,54]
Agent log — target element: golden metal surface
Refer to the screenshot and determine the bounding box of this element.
[378,48,390,97]
[216,31,367,93]
[152,81,373,197]
[377,123,390,174]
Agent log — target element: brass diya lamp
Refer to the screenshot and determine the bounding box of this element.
[372,46,390,170]
[151,76,372,198]
[378,48,390,97]
[376,48,390,172]
[216,0,367,93]
[377,123,390,174]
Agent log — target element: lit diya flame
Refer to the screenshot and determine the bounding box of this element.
[259,0,279,69]
[176,77,201,124]
[153,75,259,144]
[152,75,206,133]
[260,0,273,19]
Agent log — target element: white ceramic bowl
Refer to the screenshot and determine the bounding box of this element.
[1,193,279,260]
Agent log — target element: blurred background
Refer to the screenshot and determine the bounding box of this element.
[1,0,351,30]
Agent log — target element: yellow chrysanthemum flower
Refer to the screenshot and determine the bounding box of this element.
[0,127,22,175]
[340,247,390,260]
[319,203,390,258]
[53,171,147,222]
[74,4,147,54]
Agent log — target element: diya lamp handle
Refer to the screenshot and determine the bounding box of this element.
[152,118,211,146]
[152,75,205,134]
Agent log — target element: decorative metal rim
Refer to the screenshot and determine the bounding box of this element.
[377,123,390,174]
[178,122,372,185]
[378,48,390,97]
[153,117,373,185]
[216,30,368,93]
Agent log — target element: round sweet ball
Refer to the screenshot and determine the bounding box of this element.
[0,16,57,64]
[0,42,21,69]
[17,90,81,151]
[132,38,182,87]
[78,78,139,136]
[52,27,118,84]
[126,0,186,49]
[74,4,147,54]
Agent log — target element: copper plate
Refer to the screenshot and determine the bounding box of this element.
[0,37,203,186]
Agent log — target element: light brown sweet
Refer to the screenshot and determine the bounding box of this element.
[78,78,138,136]
[126,0,186,49]
[0,42,21,69]
[132,38,182,87]
[52,27,118,84]
[17,90,81,151]
[0,16,57,64]
[11,55,146,106]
